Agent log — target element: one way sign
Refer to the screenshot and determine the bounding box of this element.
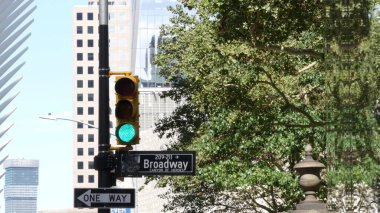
[74,188,135,208]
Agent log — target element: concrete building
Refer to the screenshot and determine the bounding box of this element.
[72,0,139,190]
[72,0,179,212]
[4,159,39,213]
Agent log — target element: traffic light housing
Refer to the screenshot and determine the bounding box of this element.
[114,73,139,146]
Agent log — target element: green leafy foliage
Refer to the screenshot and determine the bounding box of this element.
[152,0,380,212]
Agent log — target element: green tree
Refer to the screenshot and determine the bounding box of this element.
[153,0,380,212]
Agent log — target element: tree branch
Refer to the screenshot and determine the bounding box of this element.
[270,186,278,212]
[254,185,275,212]
[251,42,324,59]
[274,121,330,128]
[251,198,273,213]
[258,73,324,126]
[298,61,318,72]
[256,82,313,122]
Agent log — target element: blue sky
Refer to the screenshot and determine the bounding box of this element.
[2,0,87,211]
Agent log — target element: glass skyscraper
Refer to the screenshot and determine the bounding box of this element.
[4,159,39,213]
[134,0,181,131]
[135,0,176,88]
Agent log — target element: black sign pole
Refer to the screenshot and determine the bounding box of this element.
[97,1,112,213]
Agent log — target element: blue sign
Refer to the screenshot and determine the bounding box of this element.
[111,209,130,213]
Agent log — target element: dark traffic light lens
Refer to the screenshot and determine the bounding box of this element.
[115,100,133,119]
[115,78,136,96]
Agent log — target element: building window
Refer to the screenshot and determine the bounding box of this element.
[77,148,83,156]
[88,53,94,61]
[88,161,94,169]
[88,148,94,156]
[77,40,83,47]
[78,175,84,183]
[77,123,83,128]
[87,12,94,20]
[88,134,94,142]
[77,66,83,74]
[77,80,83,88]
[88,26,94,34]
[88,120,94,128]
[77,162,83,169]
[88,80,94,88]
[77,93,83,101]
[88,107,94,115]
[77,107,83,115]
[88,39,94,47]
[109,13,115,20]
[77,53,83,61]
[88,175,95,183]
[120,13,127,20]
[77,134,83,142]
[76,13,83,20]
[88,66,94,74]
[119,25,126,33]
[88,93,94,101]
[76,26,83,34]
[109,25,115,33]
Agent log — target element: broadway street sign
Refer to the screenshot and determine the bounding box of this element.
[74,188,135,208]
[116,151,196,177]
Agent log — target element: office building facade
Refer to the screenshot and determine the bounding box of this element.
[72,0,139,190]
[4,159,39,213]
[135,0,179,132]
[135,0,176,88]
[72,0,179,212]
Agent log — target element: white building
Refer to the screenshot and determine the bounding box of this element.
[71,0,179,212]
[72,0,139,190]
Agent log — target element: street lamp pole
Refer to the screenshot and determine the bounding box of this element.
[39,115,116,136]
[39,115,97,128]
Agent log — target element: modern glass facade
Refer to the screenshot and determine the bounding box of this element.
[4,159,39,213]
[134,0,180,131]
[135,0,176,88]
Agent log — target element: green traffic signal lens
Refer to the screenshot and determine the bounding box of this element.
[116,123,136,143]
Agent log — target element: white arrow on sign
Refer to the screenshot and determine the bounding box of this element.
[78,190,132,207]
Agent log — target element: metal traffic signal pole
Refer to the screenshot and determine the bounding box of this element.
[97,0,112,213]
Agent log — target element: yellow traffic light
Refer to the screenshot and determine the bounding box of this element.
[114,73,139,146]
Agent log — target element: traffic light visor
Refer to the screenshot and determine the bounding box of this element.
[116,123,136,143]
[115,78,136,97]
